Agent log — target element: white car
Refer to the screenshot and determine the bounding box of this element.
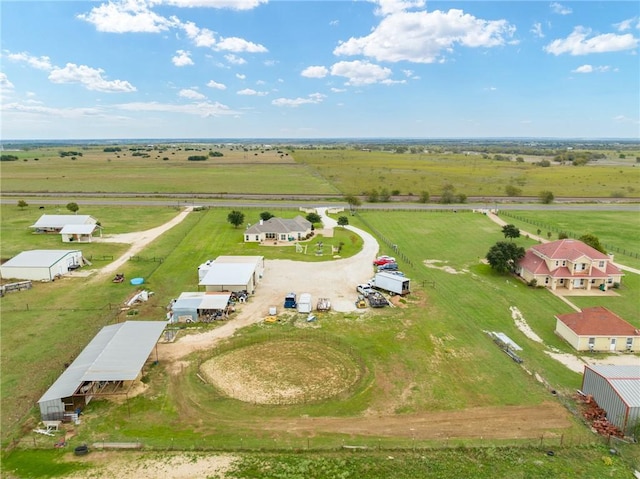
[356,284,374,296]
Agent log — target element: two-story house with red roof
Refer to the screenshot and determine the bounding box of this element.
[517,239,623,291]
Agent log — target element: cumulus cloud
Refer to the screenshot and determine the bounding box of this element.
[236,73,246,80]
[372,0,426,17]
[178,88,206,99]
[614,17,640,32]
[48,63,137,92]
[237,88,267,96]
[77,0,174,33]
[224,54,247,65]
[180,21,217,47]
[550,2,572,15]
[4,51,53,71]
[544,26,639,55]
[215,36,268,53]
[330,60,393,86]
[0,72,15,97]
[572,64,611,73]
[272,93,326,107]
[207,80,227,90]
[172,50,194,66]
[301,66,329,78]
[334,9,516,63]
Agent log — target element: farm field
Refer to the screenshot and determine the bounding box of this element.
[2,204,639,477]
[293,148,640,198]
[2,143,640,199]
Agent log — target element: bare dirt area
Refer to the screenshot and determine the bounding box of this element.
[62,452,236,479]
[262,401,571,440]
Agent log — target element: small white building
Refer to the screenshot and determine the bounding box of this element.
[0,250,84,281]
[171,292,233,323]
[31,214,101,242]
[199,255,264,293]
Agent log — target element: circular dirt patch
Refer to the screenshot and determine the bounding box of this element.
[200,339,363,405]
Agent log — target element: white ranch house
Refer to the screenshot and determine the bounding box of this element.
[244,216,311,243]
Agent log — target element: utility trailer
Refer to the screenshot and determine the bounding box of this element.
[316,297,331,311]
[371,272,410,296]
[367,292,389,308]
[297,293,313,313]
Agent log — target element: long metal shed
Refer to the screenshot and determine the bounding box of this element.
[581,364,640,436]
[38,321,166,421]
[0,249,83,281]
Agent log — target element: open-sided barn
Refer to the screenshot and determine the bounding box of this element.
[170,292,233,322]
[38,321,166,421]
[0,249,83,281]
[581,365,640,437]
[199,255,264,293]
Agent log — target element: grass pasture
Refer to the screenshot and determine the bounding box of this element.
[293,148,640,198]
[0,145,339,195]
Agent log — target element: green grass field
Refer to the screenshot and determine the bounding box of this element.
[3,144,639,198]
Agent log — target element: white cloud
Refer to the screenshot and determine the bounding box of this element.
[160,0,267,10]
[330,60,393,86]
[48,63,136,92]
[237,88,267,96]
[550,2,572,15]
[180,21,217,47]
[544,27,639,55]
[224,54,247,65]
[179,88,206,99]
[614,17,640,32]
[236,73,246,80]
[3,102,106,118]
[372,0,426,17]
[4,51,53,71]
[301,66,329,78]
[572,64,611,73]
[329,19,339,27]
[115,100,238,117]
[0,72,15,94]
[272,93,326,107]
[77,0,174,33]
[531,22,544,38]
[334,9,516,63]
[206,80,227,90]
[330,87,346,93]
[215,37,268,53]
[172,50,194,66]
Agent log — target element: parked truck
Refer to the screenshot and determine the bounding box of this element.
[284,293,297,309]
[297,293,312,313]
[371,272,410,295]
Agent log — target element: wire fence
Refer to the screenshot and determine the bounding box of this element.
[499,211,639,260]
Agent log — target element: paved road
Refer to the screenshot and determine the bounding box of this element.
[2,195,639,211]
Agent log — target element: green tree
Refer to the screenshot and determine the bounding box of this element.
[367,189,379,203]
[418,191,430,203]
[259,211,274,221]
[337,216,349,227]
[505,185,522,197]
[579,234,607,254]
[306,212,322,224]
[539,190,554,204]
[502,224,521,240]
[440,184,456,204]
[17,200,28,210]
[558,231,569,239]
[486,241,526,274]
[345,195,361,208]
[227,210,245,228]
[379,188,391,202]
[66,202,79,214]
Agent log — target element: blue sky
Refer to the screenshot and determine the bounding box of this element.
[1,0,638,140]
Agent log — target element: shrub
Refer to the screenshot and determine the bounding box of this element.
[188,155,208,161]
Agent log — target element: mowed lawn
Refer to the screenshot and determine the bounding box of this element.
[293,149,640,198]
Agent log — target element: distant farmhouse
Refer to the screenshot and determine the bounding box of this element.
[555,306,640,352]
[31,214,101,243]
[518,239,622,292]
[244,216,312,243]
